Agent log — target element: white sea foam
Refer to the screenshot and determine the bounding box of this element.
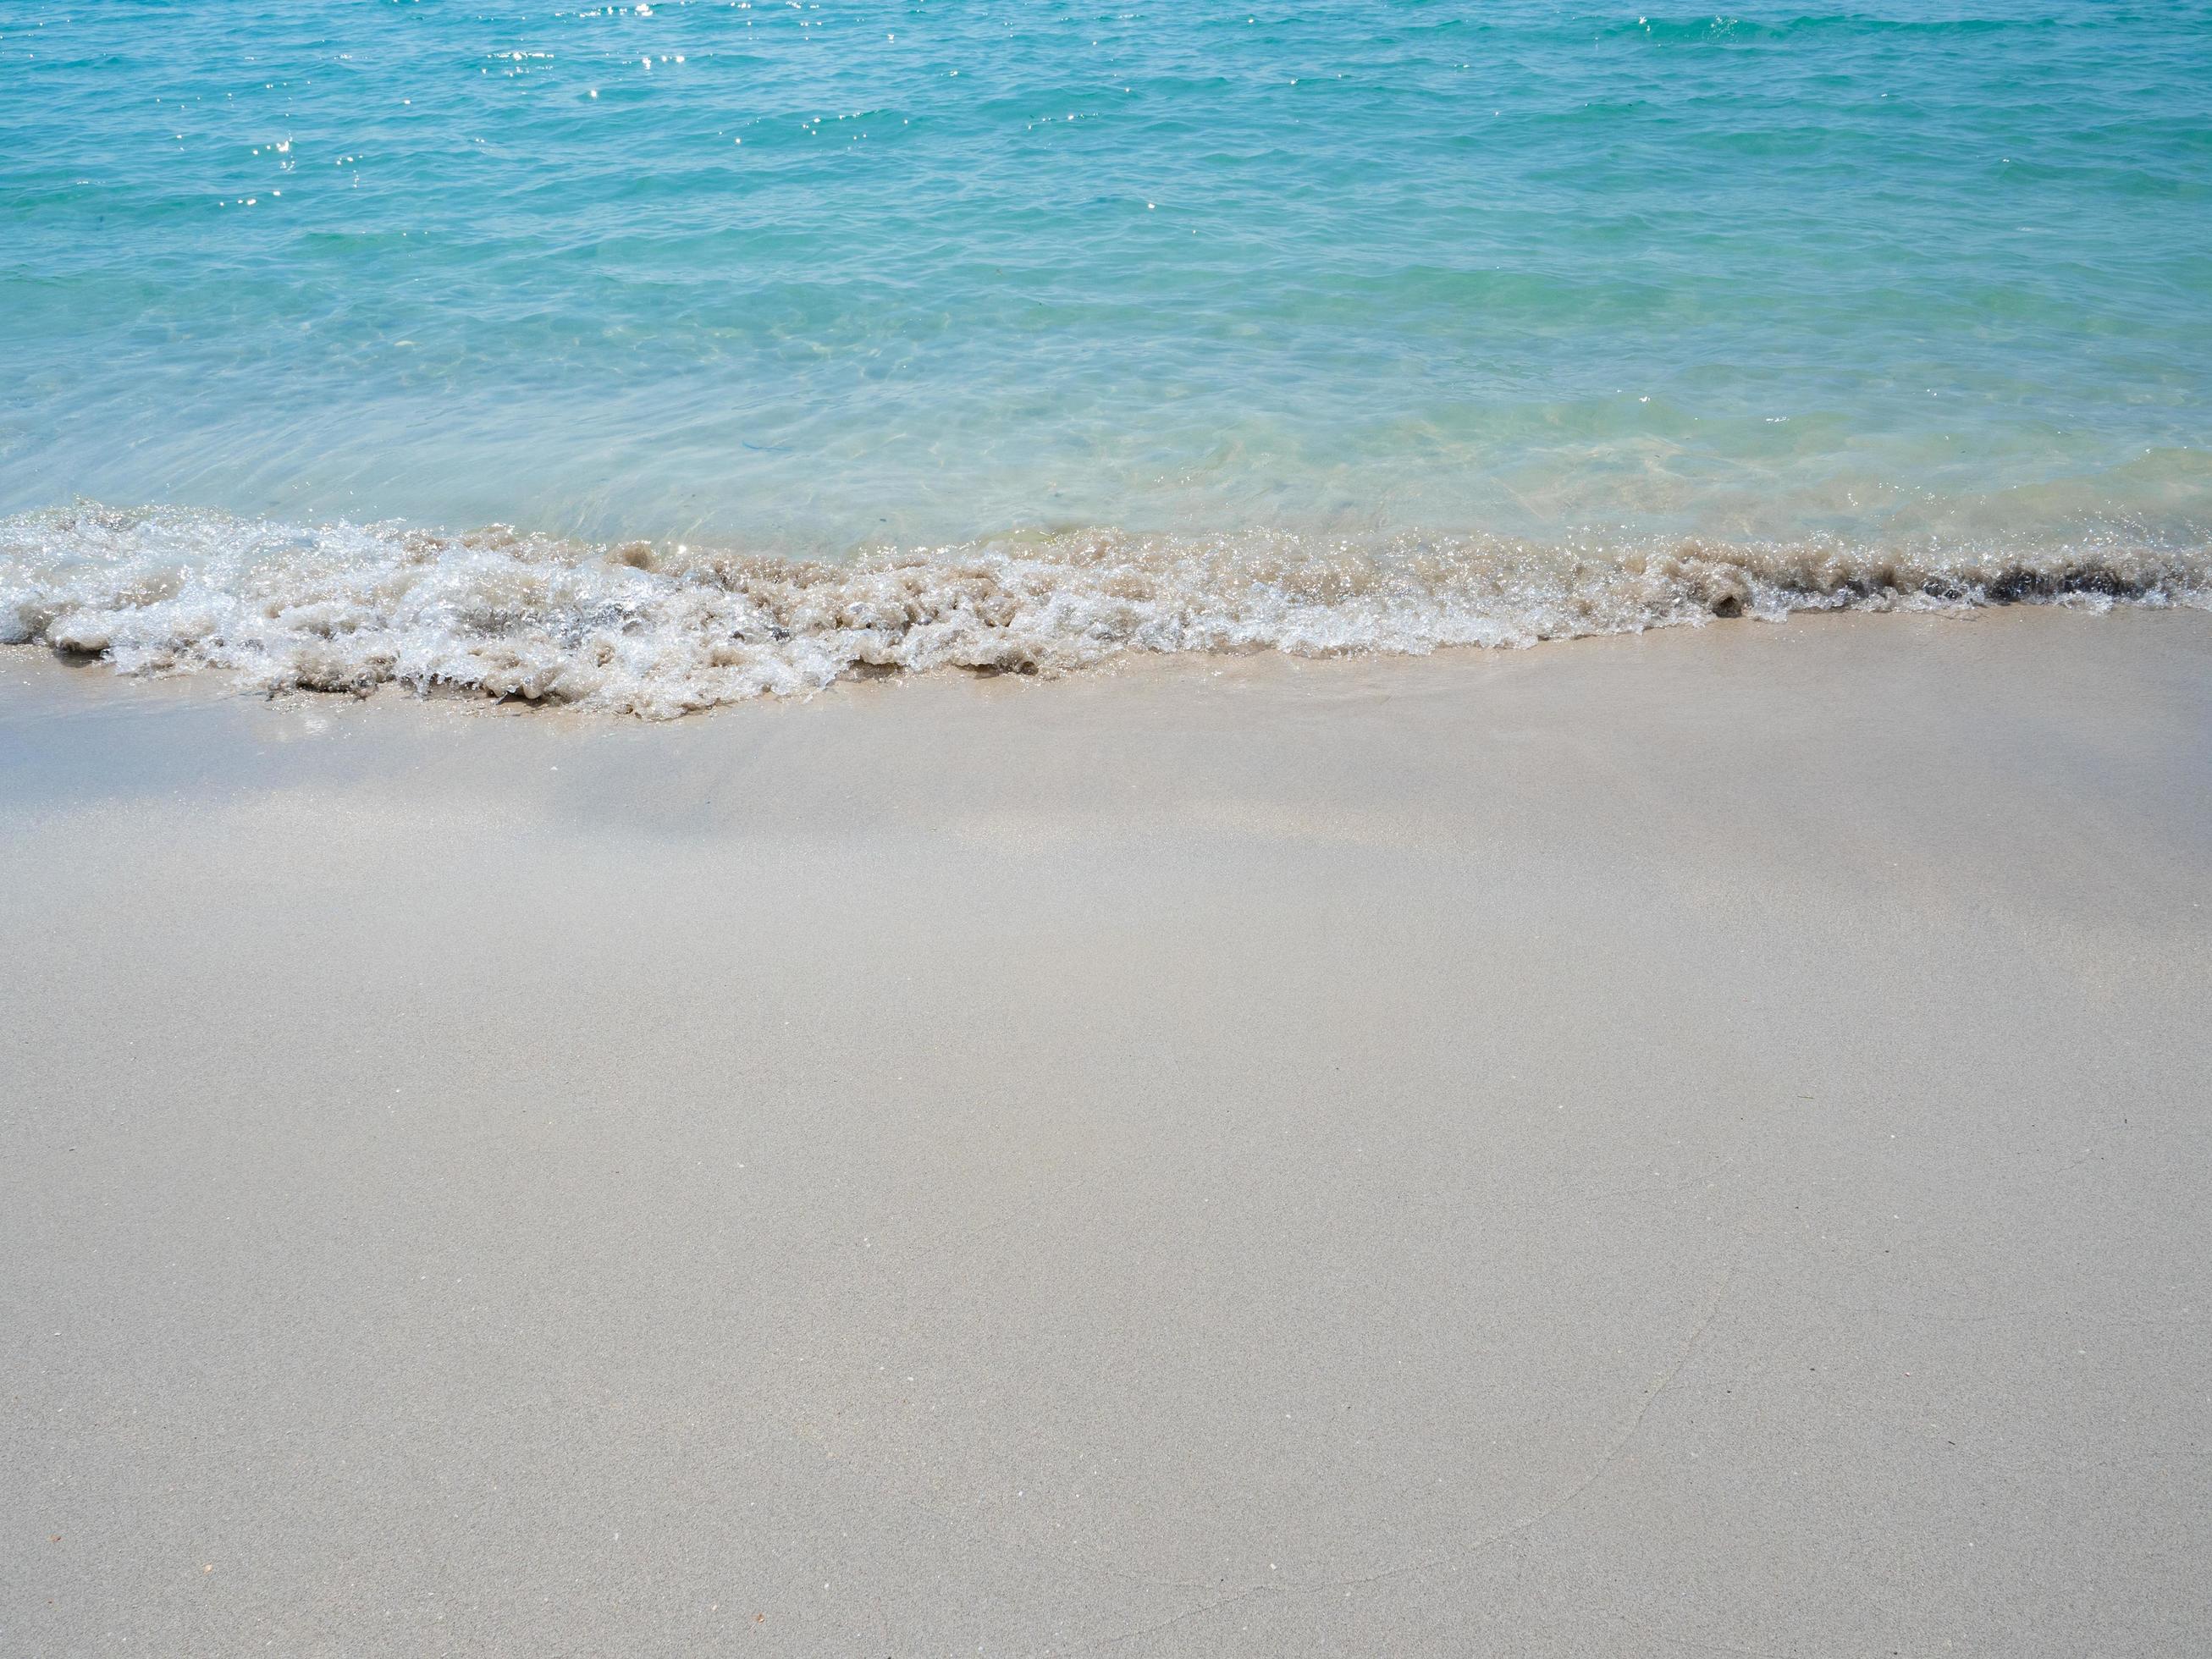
[3,504,2206,718]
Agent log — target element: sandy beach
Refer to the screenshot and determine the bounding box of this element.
[3,605,2209,1656]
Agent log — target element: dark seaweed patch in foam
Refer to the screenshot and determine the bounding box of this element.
[3,505,2207,719]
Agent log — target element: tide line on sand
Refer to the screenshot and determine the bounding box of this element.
[5,503,2208,716]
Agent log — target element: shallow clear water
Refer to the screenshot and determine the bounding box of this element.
[3,1,2209,708]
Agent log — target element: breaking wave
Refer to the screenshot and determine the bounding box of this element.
[4,504,2208,719]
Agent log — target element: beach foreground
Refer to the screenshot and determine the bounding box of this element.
[3,607,2209,1656]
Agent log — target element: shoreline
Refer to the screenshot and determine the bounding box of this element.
[5,604,2209,1654]
[8,500,2209,717]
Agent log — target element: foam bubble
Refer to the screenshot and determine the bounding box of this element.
[3,504,2206,718]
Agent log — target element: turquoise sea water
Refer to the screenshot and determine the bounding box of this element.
[3,1,2209,708]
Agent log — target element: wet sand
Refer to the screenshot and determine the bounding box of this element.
[3,606,2209,1656]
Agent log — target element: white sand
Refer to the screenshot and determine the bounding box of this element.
[3,606,2209,1655]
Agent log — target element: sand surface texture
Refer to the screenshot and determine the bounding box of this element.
[4,608,2209,1656]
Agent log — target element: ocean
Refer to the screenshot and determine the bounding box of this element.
[3,0,2208,712]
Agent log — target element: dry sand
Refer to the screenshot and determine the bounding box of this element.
[3,605,2209,1656]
